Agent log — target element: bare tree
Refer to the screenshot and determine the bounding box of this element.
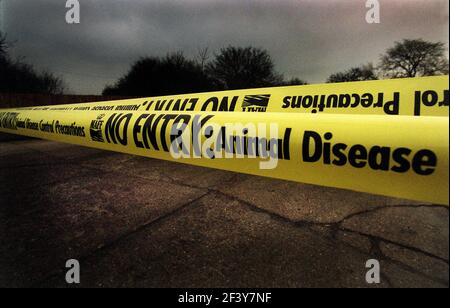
[206,46,282,89]
[1,31,66,95]
[0,31,7,57]
[280,77,308,86]
[327,63,378,83]
[103,53,215,96]
[379,39,449,78]
[196,47,210,71]
[39,71,66,95]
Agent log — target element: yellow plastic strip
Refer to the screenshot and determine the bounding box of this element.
[13,75,449,116]
[1,109,448,205]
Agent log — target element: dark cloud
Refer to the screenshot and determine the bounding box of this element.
[2,0,448,94]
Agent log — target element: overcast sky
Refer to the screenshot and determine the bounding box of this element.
[1,0,448,94]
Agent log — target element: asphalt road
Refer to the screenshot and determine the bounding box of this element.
[0,138,448,288]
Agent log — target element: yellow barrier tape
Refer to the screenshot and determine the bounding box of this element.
[16,75,449,116]
[0,109,448,205]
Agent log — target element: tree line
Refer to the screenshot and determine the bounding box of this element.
[327,39,448,83]
[0,32,65,95]
[102,47,307,96]
[103,39,448,96]
[0,31,448,96]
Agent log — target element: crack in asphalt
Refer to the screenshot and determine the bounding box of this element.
[158,171,450,285]
[160,170,449,261]
[104,162,449,261]
[2,144,447,287]
[30,190,212,288]
[224,192,449,286]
